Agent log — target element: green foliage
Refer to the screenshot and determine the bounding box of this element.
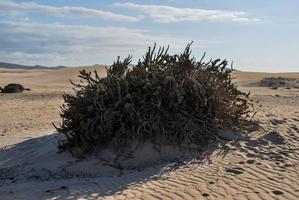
[55,43,253,157]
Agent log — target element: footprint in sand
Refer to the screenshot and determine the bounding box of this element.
[270,118,286,125]
[269,155,284,162]
[225,167,244,175]
[245,140,259,147]
[202,193,210,197]
[246,159,255,164]
[246,153,256,158]
[290,124,299,132]
[44,186,69,195]
[261,131,285,145]
[292,117,299,122]
[272,190,284,195]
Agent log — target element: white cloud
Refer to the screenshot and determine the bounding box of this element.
[0,0,142,22]
[0,21,190,66]
[114,2,260,23]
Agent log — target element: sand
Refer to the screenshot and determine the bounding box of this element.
[0,67,298,199]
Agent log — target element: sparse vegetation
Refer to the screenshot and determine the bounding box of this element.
[260,77,299,89]
[0,83,30,93]
[55,44,254,157]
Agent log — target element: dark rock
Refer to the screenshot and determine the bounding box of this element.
[0,83,30,93]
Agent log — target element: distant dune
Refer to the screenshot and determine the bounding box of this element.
[0,65,107,92]
[0,62,66,70]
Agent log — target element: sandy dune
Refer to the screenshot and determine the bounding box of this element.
[0,67,298,199]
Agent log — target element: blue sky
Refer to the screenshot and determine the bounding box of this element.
[0,0,298,72]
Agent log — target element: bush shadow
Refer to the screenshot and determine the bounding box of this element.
[0,133,221,200]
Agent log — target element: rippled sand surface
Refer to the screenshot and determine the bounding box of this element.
[0,68,298,199]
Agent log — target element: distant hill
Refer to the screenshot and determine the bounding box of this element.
[0,62,66,70]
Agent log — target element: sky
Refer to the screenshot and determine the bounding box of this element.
[0,0,298,72]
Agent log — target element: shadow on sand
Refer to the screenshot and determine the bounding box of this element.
[0,133,220,199]
[1,124,288,199]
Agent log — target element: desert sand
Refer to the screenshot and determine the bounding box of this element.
[0,67,298,200]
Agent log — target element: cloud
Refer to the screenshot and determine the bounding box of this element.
[0,21,189,66]
[0,0,142,22]
[114,2,260,23]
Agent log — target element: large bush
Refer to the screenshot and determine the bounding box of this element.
[55,44,253,157]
